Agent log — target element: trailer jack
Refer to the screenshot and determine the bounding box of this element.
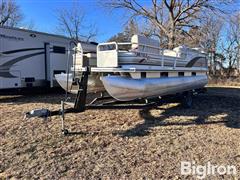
[60,69,89,135]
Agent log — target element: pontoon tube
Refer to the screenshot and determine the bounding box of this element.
[101,75,208,101]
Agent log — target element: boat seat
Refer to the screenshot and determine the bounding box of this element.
[131,35,161,55]
[163,49,179,57]
[174,46,205,59]
[74,43,97,68]
[163,46,205,59]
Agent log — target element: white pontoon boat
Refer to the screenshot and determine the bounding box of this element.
[55,35,208,101]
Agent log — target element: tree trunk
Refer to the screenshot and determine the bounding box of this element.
[168,35,174,49]
[168,32,175,49]
[237,45,240,74]
[213,52,216,76]
[168,27,175,50]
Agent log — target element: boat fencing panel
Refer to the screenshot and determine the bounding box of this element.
[97,42,118,67]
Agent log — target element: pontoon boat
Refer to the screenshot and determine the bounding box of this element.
[55,35,208,101]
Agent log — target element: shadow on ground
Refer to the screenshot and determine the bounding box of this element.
[0,91,67,104]
[1,86,239,137]
[117,87,240,137]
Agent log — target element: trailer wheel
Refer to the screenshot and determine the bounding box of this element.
[62,129,69,135]
[182,91,193,108]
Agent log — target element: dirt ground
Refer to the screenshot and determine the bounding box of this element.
[0,86,240,179]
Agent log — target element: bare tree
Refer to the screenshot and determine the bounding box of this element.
[230,12,240,73]
[106,0,234,49]
[108,19,140,42]
[195,15,224,75]
[56,6,97,42]
[108,19,139,42]
[220,12,240,77]
[0,0,23,27]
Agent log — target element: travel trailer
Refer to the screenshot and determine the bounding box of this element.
[0,26,96,90]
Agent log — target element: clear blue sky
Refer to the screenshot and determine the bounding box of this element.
[16,0,239,42]
[16,0,127,42]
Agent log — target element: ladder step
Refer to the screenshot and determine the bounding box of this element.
[64,102,75,107]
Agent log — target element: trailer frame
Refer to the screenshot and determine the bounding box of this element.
[58,67,205,135]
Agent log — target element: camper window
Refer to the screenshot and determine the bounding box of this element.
[53,46,66,54]
[54,70,66,74]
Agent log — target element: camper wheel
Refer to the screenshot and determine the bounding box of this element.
[182,91,193,108]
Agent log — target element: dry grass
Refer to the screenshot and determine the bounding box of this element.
[0,87,240,179]
[208,77,240,87]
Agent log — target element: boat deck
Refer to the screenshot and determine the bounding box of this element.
[72,66,208,73]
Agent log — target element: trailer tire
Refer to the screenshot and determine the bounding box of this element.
[62,129,69,135]
[182,91,193,108]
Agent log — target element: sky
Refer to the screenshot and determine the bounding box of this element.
[16,0,128,42]
[15,0,240,43]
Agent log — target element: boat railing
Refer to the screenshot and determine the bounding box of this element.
[97,42,119,67]
[128,42,181,68]
[97,41,181,68]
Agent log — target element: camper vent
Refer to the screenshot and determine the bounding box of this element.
[25,77,35,82]
[26,83,33,87]
[30,34,36,38]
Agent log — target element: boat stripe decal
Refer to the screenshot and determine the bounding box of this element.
[120,57,206,68]
[120,63,186,67]
[185,57,205,67]
[1,48,44,54]
[0,52,45,78]
[139,58,146,63]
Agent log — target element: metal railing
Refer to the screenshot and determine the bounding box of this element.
[97,41,182,68]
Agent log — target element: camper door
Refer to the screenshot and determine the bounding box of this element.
[50,44,70,87]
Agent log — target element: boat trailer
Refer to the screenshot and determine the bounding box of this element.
[58,68,158,135]
[50,67,204,135]
[25,34,208,135]
[24,67,205,135]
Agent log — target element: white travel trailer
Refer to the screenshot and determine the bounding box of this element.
[0,26,96,90]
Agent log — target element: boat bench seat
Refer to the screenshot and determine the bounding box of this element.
[130,35,205,60]
[131,35,161,55]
